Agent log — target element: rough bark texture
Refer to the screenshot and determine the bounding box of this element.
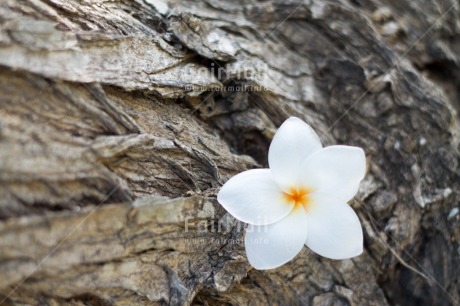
[0,0,459,305]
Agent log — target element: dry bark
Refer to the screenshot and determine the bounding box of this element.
[0,0,459,305]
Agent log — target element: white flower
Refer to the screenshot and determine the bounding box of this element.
[217,117,366,270]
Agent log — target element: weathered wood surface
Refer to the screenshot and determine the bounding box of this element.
[0,0,459,305]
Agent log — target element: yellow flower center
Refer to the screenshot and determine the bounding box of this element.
[283,187,312,210]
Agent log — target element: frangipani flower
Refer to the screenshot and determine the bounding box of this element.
[217,117,366,270]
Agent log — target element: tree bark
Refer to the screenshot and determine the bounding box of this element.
[0,0,459,305]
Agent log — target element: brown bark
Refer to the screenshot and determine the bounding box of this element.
[0,0,459,305]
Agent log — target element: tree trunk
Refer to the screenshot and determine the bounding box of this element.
[0,0,459,305]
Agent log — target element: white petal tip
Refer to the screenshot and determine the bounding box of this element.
[246,247,300,270]
[326,243,364,260]
[317,249,363,261]
[287,116,302,122]
[269,116,322,191]
[244,208,309,270]
[343,245,364,260]
[247,259,285,270]
[284,116,314,128]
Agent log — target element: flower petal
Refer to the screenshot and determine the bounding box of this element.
[305,193,363,260]
[245,206,308,270]
[217,169,293,225]
[298,145,366,202]
[268,117,322,191]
